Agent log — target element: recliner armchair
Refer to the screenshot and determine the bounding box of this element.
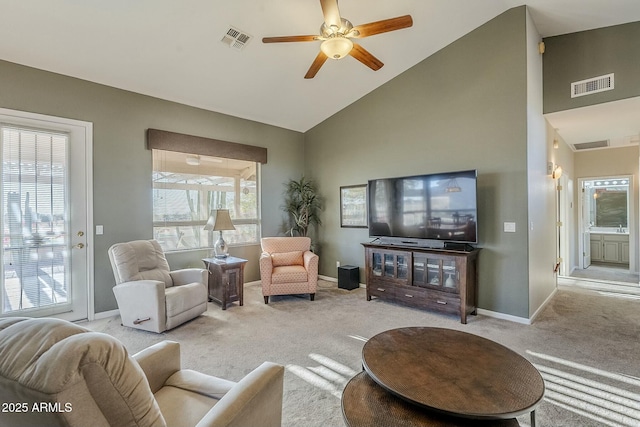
[259,237,318,303]
[108,239,208,333]
[0,317,285,427]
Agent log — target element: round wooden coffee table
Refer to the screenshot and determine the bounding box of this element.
[361,327,544,424]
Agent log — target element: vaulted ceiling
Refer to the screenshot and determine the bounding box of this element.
[1,0,640,138]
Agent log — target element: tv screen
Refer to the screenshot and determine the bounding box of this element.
[368,170,478,244]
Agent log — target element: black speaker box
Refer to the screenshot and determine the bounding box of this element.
[338,265,359,290]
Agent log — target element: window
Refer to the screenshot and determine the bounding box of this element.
[152,149,260,252]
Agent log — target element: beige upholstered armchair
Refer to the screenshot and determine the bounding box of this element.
[108,239,208,333]
[259,236,319,303]
[0,317,284,427]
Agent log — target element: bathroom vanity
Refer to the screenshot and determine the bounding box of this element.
[589,231,630,264]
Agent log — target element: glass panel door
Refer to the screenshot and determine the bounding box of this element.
[384,253,394,277]
[372,252,382,276]
[1,117,89,321]
[426,258,441,288]
[413,256,426,284]
[397,255,408,280]
[443,260,458,290]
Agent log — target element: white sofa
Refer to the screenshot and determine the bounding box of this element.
[0,317,284,427]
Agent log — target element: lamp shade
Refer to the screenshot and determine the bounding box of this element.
[204,209,236,231]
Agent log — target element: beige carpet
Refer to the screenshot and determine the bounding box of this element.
[82,280,640,427]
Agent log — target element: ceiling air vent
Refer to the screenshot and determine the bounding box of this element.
[221,26,252,51]
[571,73,614,98]
[572,140,609,151]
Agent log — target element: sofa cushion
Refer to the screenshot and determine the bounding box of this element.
[271,265,308,284]
[271,251,303,267]
[165,283,207,318]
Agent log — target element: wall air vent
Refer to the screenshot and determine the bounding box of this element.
[572,140,609,151]
[571,73,614,98]
[221,26,252,51]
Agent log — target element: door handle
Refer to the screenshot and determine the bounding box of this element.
[73,243,85,249]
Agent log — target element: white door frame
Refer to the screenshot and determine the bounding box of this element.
[0,108,94,321]
[577,175,635,273]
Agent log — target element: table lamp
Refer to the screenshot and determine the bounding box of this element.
[204,209,235,258]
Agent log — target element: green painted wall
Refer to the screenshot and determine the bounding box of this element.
[0,59,304,314]
[525,9,557,318]
[543,21,640,113]
[304,8,531,317]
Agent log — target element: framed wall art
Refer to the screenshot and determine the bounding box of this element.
[340,184,367,228]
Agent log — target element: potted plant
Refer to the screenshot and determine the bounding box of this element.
[282,176,323,238]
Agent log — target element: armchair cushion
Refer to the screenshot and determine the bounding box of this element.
[271,251,304,267]
[166,370,236,399]
[109,239,172,287]
[165,282,208,318]
[271,265,308,284]
[171,268,208,287]
[155,386,217,427]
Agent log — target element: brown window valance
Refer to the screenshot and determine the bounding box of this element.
[147,129,267,164]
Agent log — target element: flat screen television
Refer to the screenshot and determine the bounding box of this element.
[368,170,478,244]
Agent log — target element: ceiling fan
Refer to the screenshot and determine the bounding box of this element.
[262,0,413,79]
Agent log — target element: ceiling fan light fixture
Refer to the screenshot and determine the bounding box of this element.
[321,37,353,59]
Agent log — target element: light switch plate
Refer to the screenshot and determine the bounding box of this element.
[504,222,516,233]
[96,225,104,235]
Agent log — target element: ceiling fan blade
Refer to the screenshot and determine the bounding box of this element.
[320,0,342,27]
[262,35,319,43]
[305,51,329,79]
[349,43,383,71]
[351,15,413,38]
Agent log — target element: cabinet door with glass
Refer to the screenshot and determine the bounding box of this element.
[413,253,460,293]
[369,248,411,285]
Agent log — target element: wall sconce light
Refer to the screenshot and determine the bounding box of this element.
[552,165,563,180]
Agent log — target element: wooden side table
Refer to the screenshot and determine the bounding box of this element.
[202,257,248,310]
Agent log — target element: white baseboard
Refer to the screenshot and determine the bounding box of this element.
[529,287,558,323]
[476,308,531,325]
[94,308,119,320]
[318,275,366,288]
